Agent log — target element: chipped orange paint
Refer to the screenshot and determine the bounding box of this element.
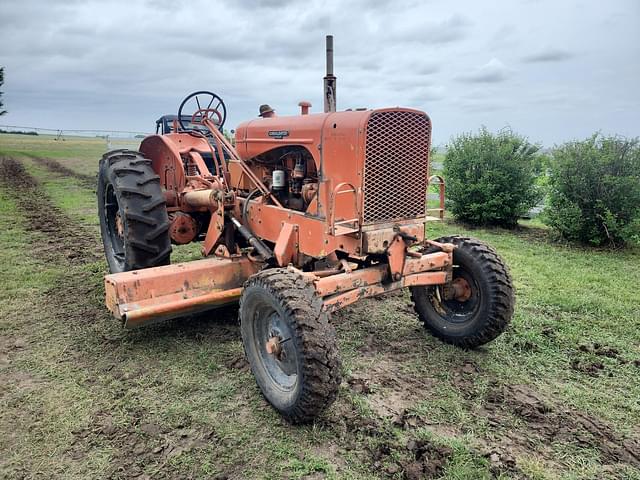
[311,251,451,297]
[105,256,260,327]
[273,223,299,266]
[103,103,450,326]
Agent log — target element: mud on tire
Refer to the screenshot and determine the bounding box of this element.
[410,236,514,348]
[97,150,171,273]
[239,268,342,423]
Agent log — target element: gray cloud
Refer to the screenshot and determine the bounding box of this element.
[392,13,472,45]
[457,58,512,83]
[0,0,638,146]
[523,48,575,63]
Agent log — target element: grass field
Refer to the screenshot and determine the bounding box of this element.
[1,133,639,480]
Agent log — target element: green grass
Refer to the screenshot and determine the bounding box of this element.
[0,133,137,175]
[1,134,639,479]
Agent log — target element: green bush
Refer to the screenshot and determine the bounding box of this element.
[543,134,640,247]
[444,127,541,227]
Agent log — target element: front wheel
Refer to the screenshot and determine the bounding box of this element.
[410,236,514,348]
[239,269,342,423]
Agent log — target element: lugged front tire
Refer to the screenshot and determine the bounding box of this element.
[239,268,342,424]
[97,149,171,273]
[410,236,514,348]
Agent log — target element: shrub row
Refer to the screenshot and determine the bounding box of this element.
[443,129,640,247]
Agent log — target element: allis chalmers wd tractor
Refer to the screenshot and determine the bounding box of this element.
[97,36,514,423]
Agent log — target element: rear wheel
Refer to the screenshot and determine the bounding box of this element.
[97,150,171,273]
[410,236,514,348]
[239,269,342,423]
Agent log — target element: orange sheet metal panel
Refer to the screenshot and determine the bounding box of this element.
[105,256,260,327]
[235,110,369,221]
[242,201,360,257]
[235,108,430,231]
[238,200,426,258]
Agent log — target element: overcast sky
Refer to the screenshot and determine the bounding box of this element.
[0,0,638,146]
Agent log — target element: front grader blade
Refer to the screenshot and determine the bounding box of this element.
[105,256,261,328]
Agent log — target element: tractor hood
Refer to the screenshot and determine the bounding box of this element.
[234,109,372,161]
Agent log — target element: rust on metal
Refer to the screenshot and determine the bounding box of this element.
[362,110,431,224]
[312,251,451,297]
[183,188,220,209]
[427,174,446,220]
[265,336,282,356]
[322,270,448,312]
[450,277,472,302]
[274,223,299,266]
[169,212,198,245]
[105,256,261,327]
[115,212,124,238]
[386,234,407,282]
[362,225,424,254]
[426,239,455,253]
[201,201,225,256]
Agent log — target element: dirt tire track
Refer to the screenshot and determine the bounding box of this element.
[1,155,195,479]
[0,156,101,264]
[0,155,245,479]
[27,154,96,189]
[483,383,640,468]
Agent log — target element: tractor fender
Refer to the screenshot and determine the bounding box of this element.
[140,133,221,193]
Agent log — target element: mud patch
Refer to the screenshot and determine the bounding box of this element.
[370,437,454,479]
[482,383,640,468]
[571,358,606,376]
[28,155,96,189]
[0,156,101,264]
[578,343,627,363]
[570,343,630,377]
[68,411,218,479]
[350,358,435,419]
[1,370,46,393]
[321,397,455,479]
[224,355,250,371]
[403,439,453,479]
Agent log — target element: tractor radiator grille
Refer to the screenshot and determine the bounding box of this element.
[362,110,431,224]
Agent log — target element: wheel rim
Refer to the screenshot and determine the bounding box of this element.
[104,184,125,270]
[428,266,480,324]
[251,302,298,391]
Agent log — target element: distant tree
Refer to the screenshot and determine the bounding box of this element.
[0,67,6,116]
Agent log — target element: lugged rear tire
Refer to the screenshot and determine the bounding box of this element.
[239,268,342,424]
[410,236,514,348]
[97,149,171,273]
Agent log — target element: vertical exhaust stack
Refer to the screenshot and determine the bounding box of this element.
[323,35,337,113]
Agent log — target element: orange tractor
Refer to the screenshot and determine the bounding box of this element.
[97,36,514,423]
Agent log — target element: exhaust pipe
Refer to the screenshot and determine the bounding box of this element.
[323,35,336,113]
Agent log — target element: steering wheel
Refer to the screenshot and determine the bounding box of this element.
[177,91,227,131]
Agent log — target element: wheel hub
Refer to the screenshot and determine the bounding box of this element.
[266,335,283,357]
[451,277,472,302]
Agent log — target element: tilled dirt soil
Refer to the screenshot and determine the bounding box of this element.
[0,156,260,479]
[482,383,640,468]
[28,155,97,189]
[331,308,640,478]
[0,156,101,264]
